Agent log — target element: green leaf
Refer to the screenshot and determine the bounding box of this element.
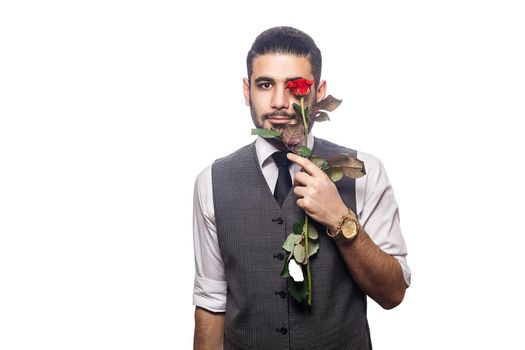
[292,103,302,116]
[293,220,305,235]
[251,128,282,138]
[293,244,306,264]
[308,239,319,257]
[307,222,318,239]
[297,146,312,158]
[288,277,308,302]
[280,258,290,277]
[313,111,330,122]
[310,156,329,170]
[327,167,344,182]
[282,233,302,252]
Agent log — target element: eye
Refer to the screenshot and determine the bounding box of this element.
[258,82,272,90]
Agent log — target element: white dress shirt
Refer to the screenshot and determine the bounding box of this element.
[193,134,411,312]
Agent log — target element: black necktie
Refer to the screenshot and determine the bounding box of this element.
[271,151,292,207]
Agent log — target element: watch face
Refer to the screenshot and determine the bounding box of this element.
[341,219,358,239]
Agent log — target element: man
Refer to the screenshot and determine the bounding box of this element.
[193,26,410,349]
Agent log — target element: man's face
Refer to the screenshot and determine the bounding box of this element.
[243,54,326,131]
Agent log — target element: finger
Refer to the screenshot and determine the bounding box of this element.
[293,171,313,186]
[296,198,313,213]
[287,153,324,177]
[293,185,307,198]
[296,198,307,211]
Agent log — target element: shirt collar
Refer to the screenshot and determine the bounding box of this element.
[255,132,315,169]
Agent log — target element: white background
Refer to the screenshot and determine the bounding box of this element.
[1,0,524,349]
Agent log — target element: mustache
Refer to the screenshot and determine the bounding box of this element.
[263,111,296,119]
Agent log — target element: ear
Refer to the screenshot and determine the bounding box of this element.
[243,78,251,106]
[316,80,327,102]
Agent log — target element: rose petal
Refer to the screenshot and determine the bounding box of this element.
[286,78,314,97]
[288,258,304,282]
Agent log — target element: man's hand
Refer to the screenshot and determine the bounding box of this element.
[288,152,406,309]
[287,152,347,233]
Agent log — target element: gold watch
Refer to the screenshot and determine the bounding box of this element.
[327,210,360,242]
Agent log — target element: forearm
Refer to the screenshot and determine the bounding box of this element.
[334,227,406,309]
[194,306,225,350]
[287,153,407,308]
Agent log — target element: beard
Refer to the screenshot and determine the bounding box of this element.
[250,103,314,150]
[249,104,295,129]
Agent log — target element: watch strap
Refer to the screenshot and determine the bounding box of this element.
[326,210,359,238]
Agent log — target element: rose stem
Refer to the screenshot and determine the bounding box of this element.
[300,95,312,305]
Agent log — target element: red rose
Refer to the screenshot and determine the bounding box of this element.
[286,78,314,97]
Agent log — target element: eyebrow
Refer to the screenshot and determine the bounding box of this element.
[254,76,306,84]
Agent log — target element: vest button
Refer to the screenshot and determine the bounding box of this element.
[272,217,284,225]
[275,326,288,335]
[274,290,286,298]
[273,253,285,260]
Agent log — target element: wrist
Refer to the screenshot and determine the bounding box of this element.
[327,208,360,243]
[327,206,349,235]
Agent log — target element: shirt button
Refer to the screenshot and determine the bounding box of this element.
[273,253,285,260]
[275,326,288,335]
[272,217,284,225]
[274,290,287,298]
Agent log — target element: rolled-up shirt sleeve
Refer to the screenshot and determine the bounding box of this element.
[192,166,227,312]
[355,152,411,287]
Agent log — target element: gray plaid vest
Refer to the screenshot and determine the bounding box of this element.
[212,137,372,350]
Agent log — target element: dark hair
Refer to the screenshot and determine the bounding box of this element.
[246,26,322,86]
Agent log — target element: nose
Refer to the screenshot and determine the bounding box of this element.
[271,85,289,110]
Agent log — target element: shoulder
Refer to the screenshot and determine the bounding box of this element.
[314,137,386,182]
[194,142,254,188]
[195,142,255,182]
[354,150,393,201]
[355,150,385,180]
[213,142,255,166]
[195,165,212,189]
[313,137,357,156]
[315,137,383,170]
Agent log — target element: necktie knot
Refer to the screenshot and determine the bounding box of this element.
[271,151,291,169]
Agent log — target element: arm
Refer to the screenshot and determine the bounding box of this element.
[288,153,407,309]
[194,306,225,350]
[192,167,228,347]
[331,225,406,309]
